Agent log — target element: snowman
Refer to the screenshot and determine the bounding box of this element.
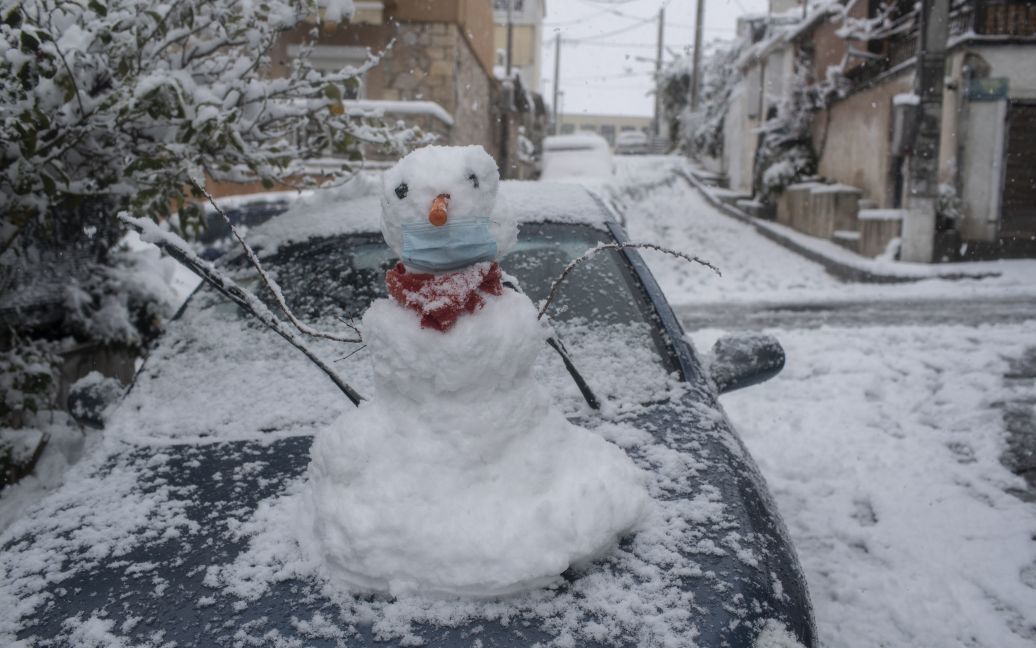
[303,145,649,597]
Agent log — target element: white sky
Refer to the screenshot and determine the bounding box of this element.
[542,0,771,117]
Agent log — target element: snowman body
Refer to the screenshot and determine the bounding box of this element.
[304,146,648,596]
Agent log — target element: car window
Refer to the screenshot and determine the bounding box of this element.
[231,223,679,408]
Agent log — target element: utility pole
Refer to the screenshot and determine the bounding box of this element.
[505,0,514,76]
[500,0,514,178]
[901,0,951,262]
[654,7,665,138]
[690,0,705,111]
[552,32,561,134]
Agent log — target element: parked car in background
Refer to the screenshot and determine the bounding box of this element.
[614,130,649,155]
[1,182,813,648]
[539,132,614,181]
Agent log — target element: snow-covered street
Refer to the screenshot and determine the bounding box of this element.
[618,156,1036,648]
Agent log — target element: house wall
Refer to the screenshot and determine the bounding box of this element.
[811,0,869,79]
[269,2,496,158]
[952,44,1036,241]
[959,98,1007,241]
[723,81,759,193]
[973,46,1036,98]
[763,45,795,107]
[493,22,542,89]
[812,71,913,207]
[492,0,544,90]
[719,43,794,195]
[387,0,495,74]
[451,26,494,149]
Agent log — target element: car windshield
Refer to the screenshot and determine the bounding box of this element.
[246,222,680,409]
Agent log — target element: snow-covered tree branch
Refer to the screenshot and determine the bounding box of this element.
[0,0,420,236]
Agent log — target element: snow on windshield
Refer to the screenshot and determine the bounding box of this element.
[246,176,612,257]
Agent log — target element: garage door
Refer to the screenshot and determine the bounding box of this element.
[1002,102,1036,238]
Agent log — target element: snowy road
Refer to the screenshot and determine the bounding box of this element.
[677,296,1036,330]
[614,157,1036,648]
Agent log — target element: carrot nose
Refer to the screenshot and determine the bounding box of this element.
[428,193,449,227]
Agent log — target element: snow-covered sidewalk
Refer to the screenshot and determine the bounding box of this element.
[614,156,1036,306]
[616,156,1036,648]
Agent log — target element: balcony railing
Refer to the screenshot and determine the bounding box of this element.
[851,1,1035,86]
[974,1,1036,36]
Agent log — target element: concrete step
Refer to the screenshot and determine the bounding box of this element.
[832,229,862,254]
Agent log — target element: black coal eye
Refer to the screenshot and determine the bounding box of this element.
[467,173,479,189]
[394,183,408,200]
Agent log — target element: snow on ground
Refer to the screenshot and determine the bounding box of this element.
[614,155,1036,648]
[690,324,1036,648]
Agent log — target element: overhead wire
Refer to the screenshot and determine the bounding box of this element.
[543,8,611,27]
[565,69,656,82]
[562,14,658,42]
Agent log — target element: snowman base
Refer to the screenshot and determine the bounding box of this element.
[302,290,649,597]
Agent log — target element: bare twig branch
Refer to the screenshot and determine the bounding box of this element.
[333,345,367,363]
[50,38,86,118]
[189,177,362,344]
[336,316,362,338]
[118,212,365,407]
[537,243,721,320]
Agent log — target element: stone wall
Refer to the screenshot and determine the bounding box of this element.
[812,71,913,208]
[378,22,494,154]
[451,24,494,151]
[270,17,496,161]
[387,0,495,73]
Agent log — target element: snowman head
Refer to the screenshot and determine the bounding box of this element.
[380,145,516,273]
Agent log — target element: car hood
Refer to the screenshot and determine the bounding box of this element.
[1,382,813,647]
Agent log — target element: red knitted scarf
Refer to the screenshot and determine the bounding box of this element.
[385,261,503,332]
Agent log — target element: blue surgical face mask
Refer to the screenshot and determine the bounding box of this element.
[400,218,498,272]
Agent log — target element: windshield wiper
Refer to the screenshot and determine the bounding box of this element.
[502,280,601,411]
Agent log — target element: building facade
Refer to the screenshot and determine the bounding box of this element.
[715,0,1036,261]
[270,0,498,160]
[492,0,546,93]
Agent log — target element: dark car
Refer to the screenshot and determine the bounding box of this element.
[0,183,813,647]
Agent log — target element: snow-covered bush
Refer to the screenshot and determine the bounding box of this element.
[936,183,963,231]
[661,39,747,158]
[0,0,415,230]
[0,0,418,459]
[754,57,818,201]
[0,339,60,429]
[63,244,181,347]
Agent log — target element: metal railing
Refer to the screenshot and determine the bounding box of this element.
[851,1,1035,87]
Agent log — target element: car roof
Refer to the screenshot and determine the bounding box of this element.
[247,179,612,256]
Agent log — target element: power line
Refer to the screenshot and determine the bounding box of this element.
[564,14,657,42]
[563,40,659,49]
[543,8,611,27]
[565,69,655,82]
[558,0,674,43]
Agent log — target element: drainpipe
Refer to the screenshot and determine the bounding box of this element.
[901,0,951,263]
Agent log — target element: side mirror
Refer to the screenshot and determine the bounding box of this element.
[68,372,125,429]
[708,333,785,394]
